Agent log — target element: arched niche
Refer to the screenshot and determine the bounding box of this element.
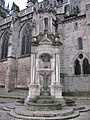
[39,53,53,68]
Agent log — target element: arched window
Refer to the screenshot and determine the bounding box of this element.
[83,58,90,74]
[44,17,48,30]
[74,59,81,75]
[21,23,32,55]
[1,31,10,59]
[78,37,83,50]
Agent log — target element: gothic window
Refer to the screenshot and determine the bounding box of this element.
[78,37,83,50]
[1,31,10,59]
[21,24,32,56]
[44,18,48,30]
[83,58,90,74]
[74,59,81,75]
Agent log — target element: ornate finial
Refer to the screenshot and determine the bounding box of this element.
[27,0,38,4]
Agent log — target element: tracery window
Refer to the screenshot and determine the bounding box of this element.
[74,56,90,75]
[1,31,10,59]
[21,23,32,56]
[74,59,81,75]
[83,58,90,74]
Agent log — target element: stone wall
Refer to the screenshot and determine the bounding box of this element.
[0,61,7,86]
[63,16,88,76]
[16,57,31,87]
[64,75,90,92]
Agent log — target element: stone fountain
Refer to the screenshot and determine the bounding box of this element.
[3,33,89,120]
[25,46,64,103]
[24,45,65,111]
[2,5,90,119]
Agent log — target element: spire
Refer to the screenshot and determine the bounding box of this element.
[7,2,9,9]
[0,0,5,7]
[11,2,20,12]
[7,2,10,12]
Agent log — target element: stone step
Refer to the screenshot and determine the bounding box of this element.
[79,107,90,112]
[74,106,85,110]
[10,110,79,120]
[2,107,11,111]
[2,103,15,111]
[14,106,74,117]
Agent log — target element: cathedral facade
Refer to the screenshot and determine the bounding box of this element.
[0,0,90,93]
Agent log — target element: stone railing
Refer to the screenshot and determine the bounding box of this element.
[0,16,12,26]
[0,7,34,26]
[18,7,34,17]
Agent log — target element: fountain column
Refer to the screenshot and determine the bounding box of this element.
[55,53,60,83]
[51,58,55,84]
[51,53,63,99]
[25,54,40,103]
[31,54,36,84]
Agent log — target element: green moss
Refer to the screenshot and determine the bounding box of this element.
[0,11,6,18]
[65,99,76,106]
[26,103,62,111]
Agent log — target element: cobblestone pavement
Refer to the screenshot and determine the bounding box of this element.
[0,98,89,120]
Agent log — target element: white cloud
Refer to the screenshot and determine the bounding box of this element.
[5,0,42,10]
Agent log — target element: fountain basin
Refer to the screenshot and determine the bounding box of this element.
[37,68,53,76]
[26,96,62,111]
[26,102,62,111]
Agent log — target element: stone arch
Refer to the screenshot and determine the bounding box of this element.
[72,52,89,63]
[37,50,53,59]
[1,30,10,59]
[83,58,90,74]
[20,22,32,56]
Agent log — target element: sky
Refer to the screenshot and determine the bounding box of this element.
[5,0,42,10]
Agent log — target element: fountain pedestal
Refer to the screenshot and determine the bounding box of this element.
[25,84,40,104]
[50,83,63,99]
